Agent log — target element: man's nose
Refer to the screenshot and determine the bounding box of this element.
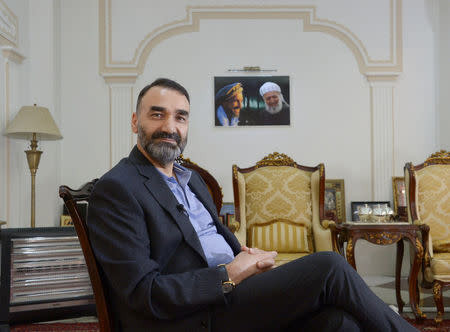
[160,116,176,133]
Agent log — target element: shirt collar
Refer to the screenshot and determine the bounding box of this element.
[158,162,192,188]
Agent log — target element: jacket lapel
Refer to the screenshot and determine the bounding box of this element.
[129,147,208,264]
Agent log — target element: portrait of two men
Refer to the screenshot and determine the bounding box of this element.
[214,76,290,126]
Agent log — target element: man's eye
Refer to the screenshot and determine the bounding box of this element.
[151,113,163,118]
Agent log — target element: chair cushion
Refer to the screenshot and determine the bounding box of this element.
[248,220,313,253]
[431,252,450,281]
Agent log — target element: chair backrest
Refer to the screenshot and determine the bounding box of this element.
[59,179,113,332]
[232,152,331,252]
[405,150,450,251]
[176,155,223,214]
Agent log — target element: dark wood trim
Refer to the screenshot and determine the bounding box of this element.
[59,180,113,332]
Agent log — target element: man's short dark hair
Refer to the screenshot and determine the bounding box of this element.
[136,78,190,114]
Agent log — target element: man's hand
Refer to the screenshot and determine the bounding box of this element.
[241,246,278,270]
[225,247,277,285]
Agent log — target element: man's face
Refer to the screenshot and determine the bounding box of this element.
[223,92,243,117]
[263,91,283,114]
[263,91,280,108]
[131,86,189,167]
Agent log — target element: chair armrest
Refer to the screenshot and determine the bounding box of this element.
[320,219,334,229]
[416,221,434,285]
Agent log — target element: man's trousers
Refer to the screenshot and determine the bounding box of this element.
[212,251,419,332]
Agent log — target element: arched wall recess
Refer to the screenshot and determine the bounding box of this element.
[99,0,403,201]
[99,1,402,76]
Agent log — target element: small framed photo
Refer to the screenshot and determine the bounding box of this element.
[325,179,346,223]
[350,201,391,221]
[220,202,235,216]
[60,215,73,227]
[219,203,235,226]
[392,176,407,221]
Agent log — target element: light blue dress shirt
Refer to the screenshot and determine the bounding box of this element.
[158,164,235,267]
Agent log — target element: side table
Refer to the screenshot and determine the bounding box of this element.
[329,222,426,321]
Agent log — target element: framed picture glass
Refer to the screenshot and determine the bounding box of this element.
[392,176,407,221]
[214,76,290,127]
[350,201,391,222]
[325,179,346,223]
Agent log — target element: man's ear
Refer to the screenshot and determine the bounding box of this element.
[131,112,138,133]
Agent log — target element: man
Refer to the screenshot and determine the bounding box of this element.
[88,78,419,331]
[215,82,243,126]
[259,81,290,125]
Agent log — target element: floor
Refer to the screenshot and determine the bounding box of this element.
[365,275,450,320]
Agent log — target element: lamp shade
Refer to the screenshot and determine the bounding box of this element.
[4,105,62,140]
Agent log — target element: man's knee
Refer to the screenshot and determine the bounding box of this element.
[307,251,349,271]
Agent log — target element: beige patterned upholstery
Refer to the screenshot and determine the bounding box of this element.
[232,152,333,266]
[405,150,450,323]
[415,166,450,249]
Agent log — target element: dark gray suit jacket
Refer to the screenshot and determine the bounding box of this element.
[87,146,241,331]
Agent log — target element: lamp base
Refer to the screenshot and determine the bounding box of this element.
[25,134,43,228]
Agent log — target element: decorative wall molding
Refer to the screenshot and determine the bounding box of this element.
[99,0,402,78]
[2,46,24,63]
[108,84,134,167]
[0,0,18,47]
[369,81,395,200]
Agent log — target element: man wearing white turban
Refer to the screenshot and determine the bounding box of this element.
[259,81,290,125]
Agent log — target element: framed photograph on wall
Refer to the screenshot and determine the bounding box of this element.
[350,201,391,221]
[324,179,346,223]
[214,76,290,127]
[392,176,408,221]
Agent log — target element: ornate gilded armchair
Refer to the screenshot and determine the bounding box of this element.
[232,152,333,266]
[405,150,450,323]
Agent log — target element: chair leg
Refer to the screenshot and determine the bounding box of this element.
[432,281,444,324]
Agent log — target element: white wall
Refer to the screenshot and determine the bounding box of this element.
[439,0,450,150]
[1,0,445,276]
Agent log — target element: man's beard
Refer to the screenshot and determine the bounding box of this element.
[265,98,283,115]
[137,124,187,167]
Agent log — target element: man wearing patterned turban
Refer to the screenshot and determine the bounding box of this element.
[215,82,244,126]
[259,81,290,125]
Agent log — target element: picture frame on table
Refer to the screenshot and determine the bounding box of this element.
[60,215,73,227]
[325,179,346,223]
[392,176,407,221]
[220,202,235,226]
[350,201,391,221]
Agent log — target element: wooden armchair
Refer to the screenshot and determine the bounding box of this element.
[232,152,333,265]
[59,180,114,332]
[405,150,450,324]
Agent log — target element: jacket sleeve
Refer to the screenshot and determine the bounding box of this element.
[87,176,228,320]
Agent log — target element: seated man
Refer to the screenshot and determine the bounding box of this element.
[87,78,419,332]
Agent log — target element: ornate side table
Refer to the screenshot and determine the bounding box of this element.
[329,222,426,321]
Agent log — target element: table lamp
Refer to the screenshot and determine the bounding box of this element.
[4,105,62,228]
